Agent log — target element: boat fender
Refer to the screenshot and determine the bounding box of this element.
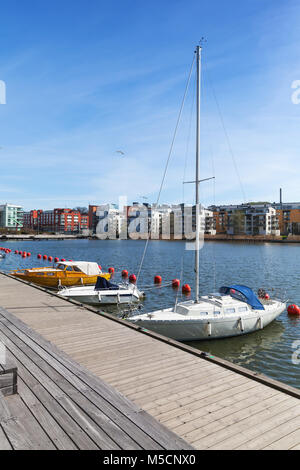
[182,284,191,294]
[287,304,300,315]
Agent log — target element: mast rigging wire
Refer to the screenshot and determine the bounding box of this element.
[136,54,196,282]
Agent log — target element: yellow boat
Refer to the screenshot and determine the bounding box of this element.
[11,261,111,288]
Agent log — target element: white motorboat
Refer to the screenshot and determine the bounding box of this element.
[128,285,286,341]
[127,44,286,340]
[58,276,144,306]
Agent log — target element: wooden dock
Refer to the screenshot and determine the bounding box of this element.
[0,272,299,450]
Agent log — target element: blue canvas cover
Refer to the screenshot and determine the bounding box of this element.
[219,285,265,310]
[94,277,119,291]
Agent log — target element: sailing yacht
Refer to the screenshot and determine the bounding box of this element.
[128,45,286,341]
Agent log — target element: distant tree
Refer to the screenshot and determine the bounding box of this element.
[232,210,245,234]
[73,207,88,214]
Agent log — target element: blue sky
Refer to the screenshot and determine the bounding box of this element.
[0,0,300,210]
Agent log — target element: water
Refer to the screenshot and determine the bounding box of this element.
[1,239,300,389]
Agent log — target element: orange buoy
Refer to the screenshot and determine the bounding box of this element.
[129,274,136,283]
[172,279,180,288]
[182,283,191,294]
[154,275,162,284]
[287,304,300,315]
[108,267,115,274]
[122,269,128,277]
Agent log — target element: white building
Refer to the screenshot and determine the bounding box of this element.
[0,203,23,229]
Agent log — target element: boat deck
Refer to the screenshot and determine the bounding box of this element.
[0,272,300,450]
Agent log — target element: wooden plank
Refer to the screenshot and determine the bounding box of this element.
[0,328,139,450]
[1,276,299,450]
[17,377,78,450]
[0,323,157,450]
[194,398,300,450]
[0,307,193,450]
[0,330,181,450]
[0,394,56,450]
[0,423,12,450]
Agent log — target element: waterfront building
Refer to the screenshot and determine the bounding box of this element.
[272,202,300,235]
[0,203,23,230]
[210,203,280,236]
[94,204,119,239]
[127,203,150,239]
[88,205,98,233]
[23,208,89,234]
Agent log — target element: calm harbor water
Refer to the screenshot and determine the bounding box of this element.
[0,238,300,389]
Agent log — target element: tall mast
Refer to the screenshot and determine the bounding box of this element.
[195,44,201,303]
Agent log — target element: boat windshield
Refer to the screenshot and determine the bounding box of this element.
[56,264,65,270]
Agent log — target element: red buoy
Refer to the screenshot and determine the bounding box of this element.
[108,267,115,274]
[48,256,53,262]
[122,269,128,277]
[264,293,270,300]
[129,274,136,283]
[182,284,191,294]
[19,251,23,255]
[54,257,59,263]
[37,254,42,259]
[172,279,180,288]
[43,255,47,260]
[22,253,27,258]
[154,275,162,284]
[27,252,31,257]
[61,258,66,262]
[287,304,300,316]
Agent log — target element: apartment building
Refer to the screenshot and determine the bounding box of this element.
[210,203,280,236]
[23,208,89,234]
[0,204,23,230]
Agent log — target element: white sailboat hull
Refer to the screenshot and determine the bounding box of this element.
[128,299,286,341]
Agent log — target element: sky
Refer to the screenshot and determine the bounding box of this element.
[0,0,300,211]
